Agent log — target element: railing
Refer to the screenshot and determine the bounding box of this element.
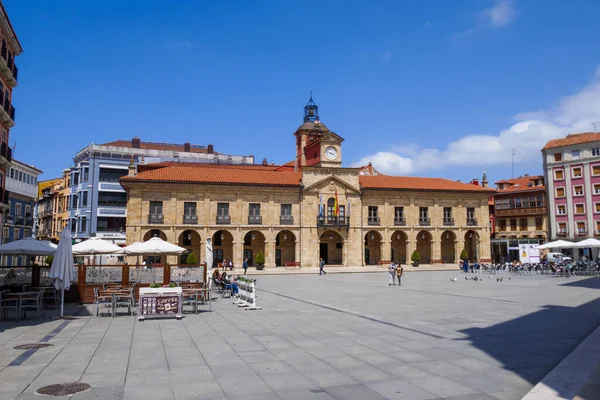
[467,218,478,226]
[216,215,231,224]
[0,43,17,83]
[576,230,587,237]
[443,218,454,226]
[0,95,15,123]
[148,214,163,224]
[419,218,430,226]
[495,206,547,217]
[248,215,262,224]
[394,217,406,226]
[367,217,380,226]
[280,215,293,225]
[317,216,350,227]
[183,214,198,224]
[0,142,12,163]
[557,231,567,237]
[15,217,24,225]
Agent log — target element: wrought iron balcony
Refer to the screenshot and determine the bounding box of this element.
[216,215,231,224]
[367,217,380,226]
[25,217,34,227]
[15,217,24,225]
[148,214,163,224]
[576,229,587,237]
[317,216,350,227]
[394,217,406,226]
[280,215,294,225]
[0,94,15,126]
[443,218,454,226]
[467,218,478,226]
[557,231,567,237]
[0,43,17,86]
[419,218,431,226]
[183,214,198,224]
[248,215,262,224]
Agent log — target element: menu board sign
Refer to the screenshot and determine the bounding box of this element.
[141,295,179,316]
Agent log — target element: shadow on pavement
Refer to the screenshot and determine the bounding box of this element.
[560,277,600,289]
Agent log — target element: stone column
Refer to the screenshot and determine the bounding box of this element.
[294,241,300,264]
[266,240,276,268]
[343,238,349,266]
[232,241,242,268]
[382,240,392,262]
[431,239,440,264]
[407,240,415,264]
[454,239,459,264]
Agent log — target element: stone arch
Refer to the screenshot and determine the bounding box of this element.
[213,230,234,268]
[142,229,168,264]
[441,230,456,263]
[319,230,343,265]
[464,230,480,262]
[391,230,408,264]
[416,230,433,264]
[243,230,266,267]
[178,230,201,265]
[364,230,383,265]
[276,230,296,267]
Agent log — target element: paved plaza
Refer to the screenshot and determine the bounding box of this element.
[1,271,600,400]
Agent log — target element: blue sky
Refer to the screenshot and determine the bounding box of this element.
[5,0,600,184]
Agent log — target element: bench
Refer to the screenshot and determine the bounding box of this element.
[285,262,301,267]
[377,260,392,266]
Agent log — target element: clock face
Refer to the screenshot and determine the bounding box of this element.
[325,146,338,160]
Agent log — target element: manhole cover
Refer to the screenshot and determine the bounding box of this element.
[14,343,54,350]
[36,382,91,396]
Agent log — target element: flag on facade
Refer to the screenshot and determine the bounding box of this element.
[334,189,339,217]
[318,193,324,217]
[347,201,350,217]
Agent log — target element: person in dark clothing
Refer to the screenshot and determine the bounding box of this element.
[319,258,326,275]
[242,258,248,275]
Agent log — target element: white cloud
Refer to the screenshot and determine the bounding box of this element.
[454,0,517,40]
[354,67,600,176]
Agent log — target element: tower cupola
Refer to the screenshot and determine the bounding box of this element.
[303,91,319,123]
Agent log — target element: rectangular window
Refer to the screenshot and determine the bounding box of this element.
[249,203,261,216]
[597,221,600,234]
[594,185,600,195]
[184,202,196,216]
[510,219,517,230]
[80,216,87,232]
[575,204,585,214]
[81,191,88,207]
[419,207,428,219]
[15,203,21,217]
[572,167,582,178]
[467,207,475,219]
[558,222,567,233]
[280,204,292,216]
[557,205,566,215]
[97,192,126,207]
[368,206,378,218]
[9,168,13,179]
[554,153,562,162]
[18,171,22,181]
[593,165,600,176]
[499,219,506,231]
[149,201,163,215]
[556,187,565,198]
[592,148,600,156]
[217,203,229,216]
[595,203,600,213]
[339,205,345,218]
[2,227,7,244]
[535,217,543,230]
[554,170,564,180]
[574,185,584,196]
[515,198,522,208]
[25,205,30,216]
[520,218,528,230]
[83,168,89,181]
[577,221,586,233]
[443,207,452,219]
[572,150,580,159]
[394,206,404,219]
[70,219,77,232]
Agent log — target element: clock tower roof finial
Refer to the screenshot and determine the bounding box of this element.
[304,91,319,123]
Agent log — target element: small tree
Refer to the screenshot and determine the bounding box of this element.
[411,250,420,265]
[255,251,265,266]
[460,249,469,261]
[186,252,198,265]
[45,255,54,266]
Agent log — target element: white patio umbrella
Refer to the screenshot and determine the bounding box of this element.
[574,238,600,248]
[124,237,186,256]
[48,228,75,318]
[0,237,56,256]
[72,237,124,255]
[536,240,576,249]
[205,238,213,269]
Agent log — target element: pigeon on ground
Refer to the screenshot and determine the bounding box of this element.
[497,278,500,282]
[465,277,468,280]
[451,277,458,282]
[488,276,491,279]
[500,278,503,282]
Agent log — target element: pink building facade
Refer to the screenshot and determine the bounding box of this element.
[543,133,600,254]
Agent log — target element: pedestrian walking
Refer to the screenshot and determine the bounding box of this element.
[396,262,404,286]
[388,261,397,285]
[463,259,469,273]
[242,257,248,275]
[319,258,326,275]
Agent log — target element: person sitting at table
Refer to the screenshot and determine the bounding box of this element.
[220,272,238,295]
[227,260,234,271]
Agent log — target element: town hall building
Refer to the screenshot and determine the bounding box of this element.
[120,97,494,268]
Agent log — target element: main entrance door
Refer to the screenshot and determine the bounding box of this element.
[320,243,328,264]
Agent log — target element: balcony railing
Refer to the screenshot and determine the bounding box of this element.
[0,43,18,85]
[557,231,567,237]
[248,215,262,225]
[495,206,547,217]
[394,217,406,226]
[0,94,15,125]
[467,218,478,226]
[148,214,164,224]
[280,215,294,225]
[15,217,24,225]
[576,230,587,237]
[317,216,350,227]
[419,218,430,226]
[25,217,33,226]
[443,218,454,226]
[0,142,12,165]
[183,214,198,224]
[367,217,380,226]
[216,215,231,224]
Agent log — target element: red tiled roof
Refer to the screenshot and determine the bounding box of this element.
[359,175,496,193]
[101,140,216,154]
[543,132,600,150]
[121,164,302,187]
[495,175,545,193]
[138,161,279,173]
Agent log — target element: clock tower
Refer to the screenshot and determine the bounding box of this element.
[294,94,344,168]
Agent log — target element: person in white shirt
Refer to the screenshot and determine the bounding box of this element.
[388,261,397,286]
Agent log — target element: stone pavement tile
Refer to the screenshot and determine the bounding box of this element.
[417,348,466,362]
[405,376,478,398]
[443,372,515,393]
[216,376,273,397]
[237,349,281,364]
[260,372,318,391]
[301,367,359,388]
[81,371,127,388]
[413,360,465,377]
[123,384,174,400]
[210,362,259,379]
[226,392,281,400]
[389,349,435,363]
[171,379,225,400]
[340,364,395,383]
[385,363,440,381]
[487,388,529,400]
[72,386,124,400]
[303,346,347,359]
[574,383,600,400]
[248,361,297,376]
[16,393,71,400]
[125,368,171,387]
[366,378,439,400]
[443,394,499,400]
[480,369,536,389]
[127,356,168,371]
[323,383,389,400]
[352,351,401,367]
[168,366,216,383]
[320,355,367,370]
[449,358,505,373]
[272,388,336,400]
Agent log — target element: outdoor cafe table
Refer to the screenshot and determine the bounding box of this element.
[7,291,39,321]
[182,288,211,313]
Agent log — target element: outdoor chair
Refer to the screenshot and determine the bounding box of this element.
[21,289,45,319]
[43,287,59,309]
[182,290,198,314]
[114,290,132,316]
[0,289,18,320]
[93,287,114,317]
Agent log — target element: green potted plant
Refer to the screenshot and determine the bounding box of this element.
[149,282,161,288]
[460,249,469,262]
[411,250,420,267]
[186,252,198,265]
[45,255,54,266]
[255,251,265,270]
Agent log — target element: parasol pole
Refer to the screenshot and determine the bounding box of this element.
[60,288,64,318]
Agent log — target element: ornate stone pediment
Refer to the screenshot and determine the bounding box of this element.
[303,175,360,194]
